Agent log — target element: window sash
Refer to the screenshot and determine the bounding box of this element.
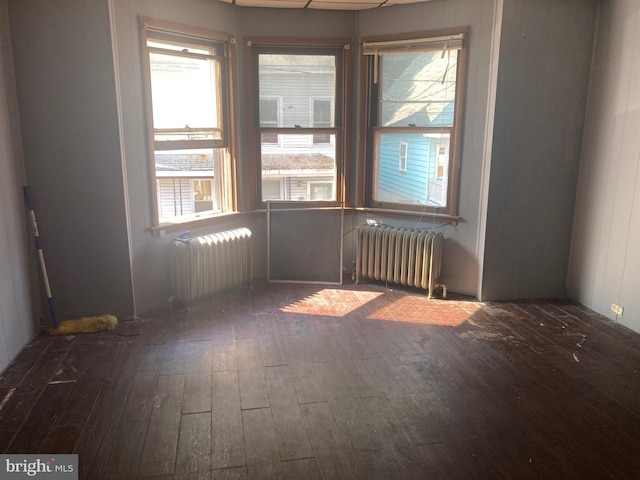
[141,18,236,225]
[250,43,347,205]
[361,29,467,217]
[372,127,452,209]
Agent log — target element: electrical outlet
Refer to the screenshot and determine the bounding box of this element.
[611,303,624,317]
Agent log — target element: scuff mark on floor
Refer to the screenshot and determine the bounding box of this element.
[481,305,514,317]
[0,387,16,411]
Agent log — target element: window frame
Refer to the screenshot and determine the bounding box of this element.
[244,37,351,209]
[357,28,468,218]
[141,18,238,227]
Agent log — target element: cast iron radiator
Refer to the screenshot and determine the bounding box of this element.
[355,224,446,298]
[169,228,252,309]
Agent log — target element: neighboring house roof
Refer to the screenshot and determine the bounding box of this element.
[383,51,457,127]
[155,152,334,176]
[262,153,334,172]
[155,153,213,172]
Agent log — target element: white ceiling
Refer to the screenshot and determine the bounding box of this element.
[217,0,432,11]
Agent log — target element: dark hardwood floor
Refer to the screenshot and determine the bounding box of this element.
[1,280,640,479]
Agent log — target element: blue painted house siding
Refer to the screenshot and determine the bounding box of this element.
[379,133,431,204]
[378,104,453,204]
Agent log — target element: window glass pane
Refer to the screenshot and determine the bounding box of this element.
[374,132,450,207]
[309,182,333,200]
[155,149,221,221]
[380,50,457,128]
[262,179,283,200]
[260,98,280,127]
[150,51,221,140]
[258,54,336,128]
[261,133,336,202]
[312,98,332,144]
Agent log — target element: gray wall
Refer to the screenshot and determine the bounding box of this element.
[481,0,596,300]
[567,0,640,332]
[357,0,501,297]
[8,0,134,322]
[0,0,38,372]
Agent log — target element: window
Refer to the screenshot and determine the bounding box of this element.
[141,19,236,225]
[361,30,467,215]
[260,97,281,145]
[248,40,349,205]
[399,142,408,172]
[312,98,333,144]
[262,178,284,200]
[309,181,334,200]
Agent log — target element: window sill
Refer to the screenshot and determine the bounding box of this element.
[148,211,242,237]
[353,207,461,225]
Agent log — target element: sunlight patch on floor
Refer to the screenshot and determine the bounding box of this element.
[281,289,384,317]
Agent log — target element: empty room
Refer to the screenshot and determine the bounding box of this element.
[1,0,639,478]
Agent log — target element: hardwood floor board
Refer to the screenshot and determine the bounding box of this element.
[233,318,262,340]
[314,359,373,401]
[590,371,640,419]
[75,374,136,475]
[125,343,165,376]
[38,423,81,454]
[138,374,185,478]
[349,448,408,480]
[51,339,119,382]
[392,441,500,480]
[121,373,158,421]
[328,397,384,452]
[211,344,237,372]
[53,377,104,427]
[185,341,216,373]
[347,329,389,360]
[182,371,212,414]
[242,407,284,480]
[288,362,326,404]
[211,466,248,480]
[408,352,477,392]
[175,412,211,475]
[85,418,148,480]
[6,382,73,453]
[263,366,314,461]
[0,383,43,440]
[161,343,191,375]
[356,395,422,448]
[401,390,476,445]
[260,334,288,367]
[281,458,322,480]
[211,370,245,469]
[236,339,269,410]
[19,347,70,387]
